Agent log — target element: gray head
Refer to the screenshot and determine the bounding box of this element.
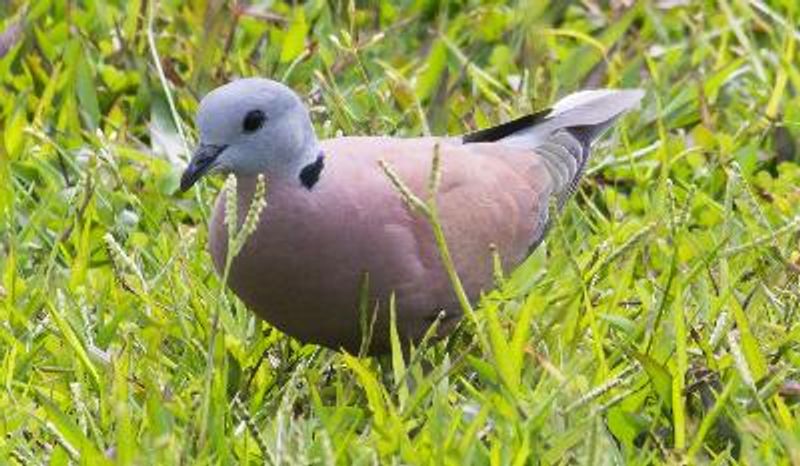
[180,78,319,191]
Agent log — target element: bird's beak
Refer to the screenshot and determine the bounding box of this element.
[179,144,227,192]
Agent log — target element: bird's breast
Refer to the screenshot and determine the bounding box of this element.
[206,173,450,351]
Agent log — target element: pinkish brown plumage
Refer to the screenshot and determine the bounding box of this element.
[180,78,643,354]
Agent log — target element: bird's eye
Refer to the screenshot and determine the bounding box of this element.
[242,109,266,133]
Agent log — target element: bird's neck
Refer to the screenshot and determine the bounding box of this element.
[264,132,321,182]
[298,151,325,190]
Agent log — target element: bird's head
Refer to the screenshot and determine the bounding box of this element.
[180,78,318,192]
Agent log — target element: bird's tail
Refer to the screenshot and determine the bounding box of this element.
[463,89,643,200]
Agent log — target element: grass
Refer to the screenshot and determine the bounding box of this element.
[1,0,800,463]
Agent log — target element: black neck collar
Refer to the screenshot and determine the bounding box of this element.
[299,152,325,190]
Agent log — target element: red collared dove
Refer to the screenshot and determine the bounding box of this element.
[180,78,642,354]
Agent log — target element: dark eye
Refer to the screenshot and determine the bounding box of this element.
[242,109,266,133]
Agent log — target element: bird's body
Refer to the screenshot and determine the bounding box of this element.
[209,137,552,353]
[180,78,643,354]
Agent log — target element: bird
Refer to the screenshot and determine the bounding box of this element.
[180,78,643,354]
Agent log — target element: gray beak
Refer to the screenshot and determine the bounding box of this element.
[179,144,227,192]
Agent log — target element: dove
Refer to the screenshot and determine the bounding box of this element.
[180,78,642,354]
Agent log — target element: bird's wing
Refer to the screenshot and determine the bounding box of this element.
[319,137,555,303]
[463,89,643,203]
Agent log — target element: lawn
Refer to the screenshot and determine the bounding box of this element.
[1,0,799,464]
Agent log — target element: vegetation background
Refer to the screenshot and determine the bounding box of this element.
[1,0,799,463]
